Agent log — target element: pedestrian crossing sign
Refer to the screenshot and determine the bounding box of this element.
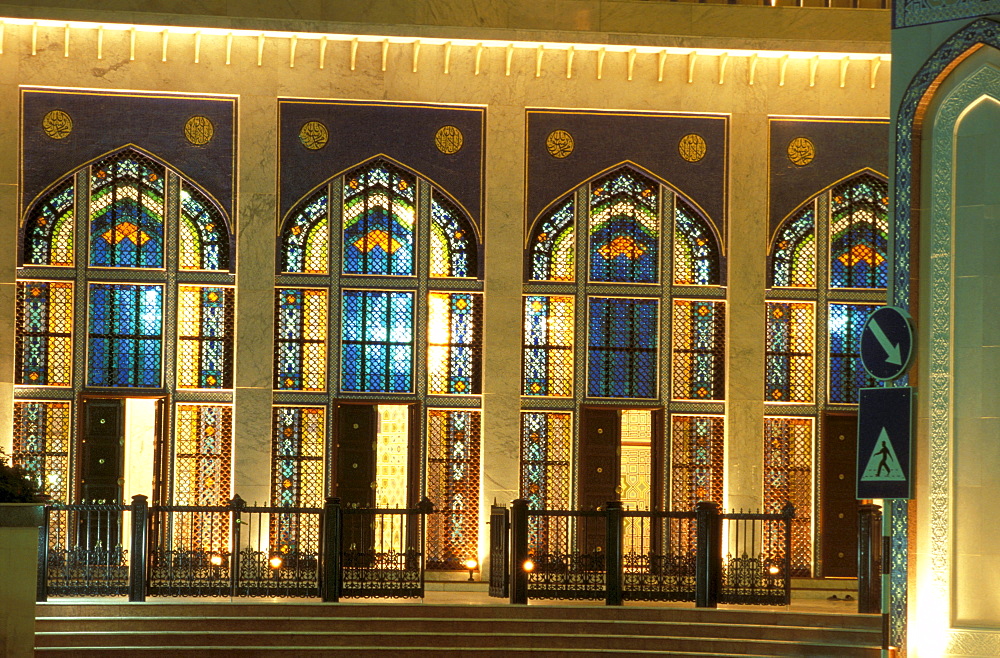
[857,386,913,499]
[860,429,906,481]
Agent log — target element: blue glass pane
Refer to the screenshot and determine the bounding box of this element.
[829,303,879,403]
[589,169,659,283]
[342,161,416,276]
[89,152,165,269]
[87,283,162,387]
[341,290,414,393]
[587,297,658,398]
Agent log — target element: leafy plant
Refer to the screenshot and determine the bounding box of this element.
[0,448,45,503]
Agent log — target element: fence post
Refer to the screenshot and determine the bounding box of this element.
[509,498,529,605]
[322,497,342,603]
[781,503,795,605]
[35,505,50,603]
[228,494,245,598]
[857,503,882,614]
[128,495,148,602]
[605,500,623,606]
[695,500,721,608]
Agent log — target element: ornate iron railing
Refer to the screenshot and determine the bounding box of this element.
[488,504,509,598]
[621,510,698,602]
[38,501,131,598]
[719,504,794,606]
[524,509,608,601]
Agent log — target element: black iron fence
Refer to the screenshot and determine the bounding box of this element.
[496,499,795,607]
[37,495,433,602]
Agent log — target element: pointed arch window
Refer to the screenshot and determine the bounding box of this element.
[829,174,889,289]
[343,160,417,276]
[89,151,166,269]
[588,168,660,284]
[22,181,74,267]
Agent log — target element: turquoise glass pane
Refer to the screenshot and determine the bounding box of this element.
[587,297,658,398]
[341,290,414,393]
[87,283,163,387]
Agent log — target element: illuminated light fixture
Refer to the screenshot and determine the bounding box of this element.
[464,558,478,581]
[269,555,283,569]
[209,554,224,567]
[523,559,535,572]
[768,564,781,575]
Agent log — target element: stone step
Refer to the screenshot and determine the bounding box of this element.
[34,648,781,657]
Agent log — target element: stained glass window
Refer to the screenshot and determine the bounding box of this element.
[89,151,165,269]
[829,303,879,404]
[522,295,574,397]
[16,281,73,386]
[341,290,414,393]
[587,297,658,399]
[589,168,659,284]
[829,174,889,289]
[520,411,571,552]
[674,198,721,286]
[280,189,329,274]
[671,299,725,401]
[426,409,480,570]
[765,302,814,403]
[428,292,482,395]
[529,199,574,282]
[23,179,74,267]
[770,206,816,288]
[177,286,234,389]
[87,283,163,388]
[430,194,477,278]
[671,415,724,512]
[174,404,232,551]
[271,406,325,554]
[763,416,813,577]
[13,401,71,503]
[342,160,416,276]
[179,184,229,271]
[274,288,328,391]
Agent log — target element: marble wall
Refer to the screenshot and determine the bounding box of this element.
[0,4,890,573]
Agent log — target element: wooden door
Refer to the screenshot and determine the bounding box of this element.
[80,398,125,503]
[335,404,377,508]
[578,408,620,511]
[821,413,859,578]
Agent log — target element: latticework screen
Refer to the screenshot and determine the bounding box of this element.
[522,295,574,397]
[427,292,482,395]
[178,184,229,271]
[520,411,571,553]
[16,281,73,386]
[342,159,416,276]
[670,414,724,512]
[174,404,233,551]
[671,299,725,401]
[89,150,165,269]
[341,290,414,393]
[763,416,813,577]
[770,206,816,288]
[87,283,163,387]
[587,297,658,398]
[673,198,721,286]
[765,301,814,403]
[430,193,476,278]
[177,286,234,389]
[529,199,574,282]
[13,401,71,503]
[22,179,75,267]
[274,288,327,391]
[829,174,889,289]
[426,409,480,569]
[280,189,330,274]
[828,303,879,404]
[374,405,410,550]
[271,406,325,554]
[588,168,659,284]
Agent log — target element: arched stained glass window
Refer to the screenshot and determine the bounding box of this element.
[280,189,329,274]
[674,199,721,286]
[89,150,165,269]
[23,180,74,267]
[529,199,574,282]
[179,185,230,271]
[770,206,816,288]
[829,174,889,289]
[589,167,659,284]
[430,194,477,278]
[342,159,416,276]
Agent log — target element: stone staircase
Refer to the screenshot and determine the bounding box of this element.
[35,601,882,656]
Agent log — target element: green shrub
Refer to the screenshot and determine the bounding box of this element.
[0,449,45,503]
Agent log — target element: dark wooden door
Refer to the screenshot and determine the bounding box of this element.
[81,398,124,503]
[821,413,859,578]
[335,404,377,508]
[578,408,620,556]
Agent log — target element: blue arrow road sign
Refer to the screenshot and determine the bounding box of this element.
[860,306,914,381]
[857,386,913,500]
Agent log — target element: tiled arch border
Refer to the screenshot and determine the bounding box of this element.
[894,17,1000,656]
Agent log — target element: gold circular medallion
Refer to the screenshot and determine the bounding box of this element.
[678,133,706,163]
[42,110,73,140]
[184,116,214,146]
[299,121,329,151]
[787,137,815,166]
[546,130,574,159]
[435,125,464,155]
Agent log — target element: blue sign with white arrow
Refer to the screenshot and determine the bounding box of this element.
[860,306,914,381]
